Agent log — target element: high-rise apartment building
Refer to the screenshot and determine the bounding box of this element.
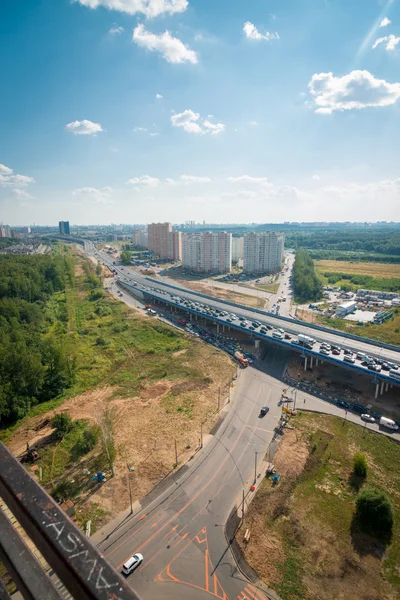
[243,232,284,274]
[182,231,232,274]
[0,225,11,238]
[232,237,244,263]
[147,223,182,260]
[59,221,70,235]
[132,229,148,249]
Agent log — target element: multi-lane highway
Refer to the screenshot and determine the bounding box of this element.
[87,244,400,387]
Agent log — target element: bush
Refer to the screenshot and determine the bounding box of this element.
[353,452,368,478]
[52,413,73,439]
[356,487,394,536]
[72,425,99,458]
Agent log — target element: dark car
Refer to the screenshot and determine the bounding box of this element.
[260,327,267,334]
[336,400,350,409]
[284,334,291,340]
[266,324,273,330]
[259,406,269,417]
[353,403,365,414]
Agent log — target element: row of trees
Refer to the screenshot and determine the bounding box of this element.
[322,272,400,292]
[292,248,323,302]
[0,254,76,424]
[286,231,400,256]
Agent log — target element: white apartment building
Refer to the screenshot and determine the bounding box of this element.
[243,232,284,274]
[182,231,232,274]
[132,229,148,249]
[232,237,244,263]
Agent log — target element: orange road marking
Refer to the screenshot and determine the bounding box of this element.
[140,547,163,571]
[245,425,273,433]
[205,547,209,591]
[162,524,178,539]
[172,532,188,548]
[244,586,257,600]
[248,583,267,600]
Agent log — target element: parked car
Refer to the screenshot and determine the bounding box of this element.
[332,348,340,355]
[319,348,330,356]
[353,403,365,414]
[361,414,375,423]
[336,400,350,409]
[259,406,269,417]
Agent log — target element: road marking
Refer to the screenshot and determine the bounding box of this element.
[245,425,273,433]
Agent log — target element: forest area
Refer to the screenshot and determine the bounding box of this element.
[285,230,400,258]
[292,248,323,302]
[0,250,76,424]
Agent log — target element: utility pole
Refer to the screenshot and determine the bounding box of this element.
[127,466,133,515]
[254,452,258,485]
[174,439,178,466]
[293,389,297,411]
[242,489,245,520]
[200,422,203,449]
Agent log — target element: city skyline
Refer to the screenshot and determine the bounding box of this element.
[1,0,400,225]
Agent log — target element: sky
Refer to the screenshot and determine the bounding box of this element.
[1,0,400,226]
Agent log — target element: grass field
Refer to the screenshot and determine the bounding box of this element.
[315,260,400,278]
[5,251,235,525]
[239,413,400,600]
[253,283,280,293]
[317,310,400,347]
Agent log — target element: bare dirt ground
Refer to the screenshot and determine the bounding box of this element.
[174,278,266,309]
[8,344,235,520]
[286,354,400,419]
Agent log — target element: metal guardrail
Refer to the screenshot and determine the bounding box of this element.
[144,276,400,354]
[0,443,142,600]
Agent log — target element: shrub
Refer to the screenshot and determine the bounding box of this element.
[356,487,394,536]
[353,452,368,478]
[52,413,73,439]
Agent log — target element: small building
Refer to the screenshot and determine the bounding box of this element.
[336,300,357,318]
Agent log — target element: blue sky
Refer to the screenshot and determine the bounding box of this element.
[1,0,400,225]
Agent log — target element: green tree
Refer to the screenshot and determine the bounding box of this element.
[353,452,368,478]
[52,413,73,439]
[120,248,132,265]
[356,487,394,536]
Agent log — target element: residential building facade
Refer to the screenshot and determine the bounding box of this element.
[132,229,148,249]
[147,222,182,260]
[243,232,284,274]
[232,236,244,263]
[182,231,232,274]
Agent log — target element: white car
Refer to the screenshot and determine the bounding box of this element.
[122,553,143,576]
[361,414,375,423]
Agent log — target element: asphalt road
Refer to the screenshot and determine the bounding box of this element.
[96,346,290,600]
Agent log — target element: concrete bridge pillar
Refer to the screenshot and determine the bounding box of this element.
[189,313,192,321]
[222,325,225,332]
[310,357,313,368]
[315,358,319,366]
[217,324,220,334]
[304,357,308,371]
[375,383,379,399]
[380,381,385,395]
[385,382,389,392]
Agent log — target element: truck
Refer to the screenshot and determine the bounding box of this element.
[298,334,315,346]
[379,416,399,431]
[234,351,249,368]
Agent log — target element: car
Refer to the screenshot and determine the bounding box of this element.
[319,348,330,356]
[260,327,267,334]
[353,403,365,414]
[321,343,331,350]
[284,334,291,339]
[361,414,375,423]
[332,348,340,355]
[259,406,269,417]
[368,363,381,372]
[122,553,144,576]
[291,339,300,345]
[249,326,255,331]
[336,400,350,409]
[381,363,390,371]
[252,322,260,328]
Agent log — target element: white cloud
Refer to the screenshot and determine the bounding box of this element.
[72,186,113,203]
[243,21,279,42]
[180,175,211,183]
[126,175,160,187]
[65,119,103,135]
[308,70,400,114]
[227,175,270,186]
[203,120,225,135]
[311,174,320,181]
[156,93,163,99]
[372,34,400,51]
[171,110,225,135]
[380,17,391,28]
[133,126,148,132]
[132,24,198,64]
[12,189,35,199]
[149,132,159,136]
[0,164,13,175]
[75,0,188,18]
[109,24,124,34]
